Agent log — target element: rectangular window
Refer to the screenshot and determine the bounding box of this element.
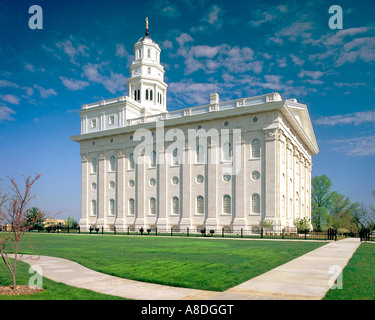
[108,115,115,125]
[90,119,97,128]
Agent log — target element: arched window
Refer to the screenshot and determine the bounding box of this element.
[137,89,140,101]
[295,192,299,218]
[223,195,231,214]
[196,145,204,164]
[150,89,153,100]
[148,67,151,74]
[223,142,232,161]
[196,196,204,215]
[91,200,97,216]
[91,158,97,174]
[147,48,151,58]
[251,194,260,214]
[138,49,142,59]
[128,198,135,215]
[145,89,149,100]
[129,153,135,170]
[109,199,115,216]
[109,156,116,172]
[149,197,156,215]
[150,151,156,168]
[251,139,260,158]
[281,195,285,217]
[172,197,179,215]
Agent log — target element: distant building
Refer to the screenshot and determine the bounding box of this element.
[71,21,319,232]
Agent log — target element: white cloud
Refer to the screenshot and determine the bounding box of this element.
[270,22,314,45]
[290,54,304,66]
[33,85,58,98]
[153,0,180,18]
[0,80,19,88]
[59,77,90,91]
[315,111,375,126]
[328,135,375,156]
[82,63,127,94]
[298,69,324,80]
[56,37,89,65]
[0,94,20,105]
[0,105,16,122]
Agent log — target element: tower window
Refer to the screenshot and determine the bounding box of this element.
[150,89,153,100]
[145,89,149,100]
[148,67,151,74]
[129,153,135,170]
[91,158,97,174]
[147,48,151,58]
[138,49,142,59]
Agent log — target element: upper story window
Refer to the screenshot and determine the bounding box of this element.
[222,142,232,161]
[147,48,151,58]
[251,139,260,158]
[148,67,151,74]
[172,148,179,166]
[90,119,97,128]
[109,156,116,172]
[128,153,135,170]
[196,145,205,164]
[150,151,156,168]
[108,115,115,125]
[91,158,97,174]
[137,49,142,59]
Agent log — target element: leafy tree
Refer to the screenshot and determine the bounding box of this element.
[294,217,311,233]
[259,218,273,230]
[329,192,356,230]
[25,207,45,230]
[311,175,333,231]
[66,216,78,228]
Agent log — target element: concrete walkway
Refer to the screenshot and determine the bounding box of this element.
[17,238,360,300]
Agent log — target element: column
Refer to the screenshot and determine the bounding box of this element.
[96,153,106,228]
[180,144,192,228]
[115,150,125,229]
[157,147,168,229]
[232,137,246,230]
[135,154,145,228]
[205,141,218,229]
[79,155,89,231]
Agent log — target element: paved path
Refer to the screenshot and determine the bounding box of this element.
[16,238,360,300]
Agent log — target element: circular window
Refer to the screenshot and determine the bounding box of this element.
[128,180,135,188]
[252,171,260,180]
[91,183,97,190]
[196,175,204,184]
[253,117,258,122]
[92,141,95,145]
[172,176,179,185]
[223,174,231,182]
[109,181,115,189]
[150,178,156,186]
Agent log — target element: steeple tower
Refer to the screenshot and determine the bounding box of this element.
[127,18,168,115]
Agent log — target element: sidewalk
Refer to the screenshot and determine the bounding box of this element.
[18,238,360,300]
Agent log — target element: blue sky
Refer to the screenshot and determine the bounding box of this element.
[0,0,374,221]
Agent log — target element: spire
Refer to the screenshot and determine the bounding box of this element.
[145,17,149,36]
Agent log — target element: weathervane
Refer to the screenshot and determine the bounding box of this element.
[145,17,149,36]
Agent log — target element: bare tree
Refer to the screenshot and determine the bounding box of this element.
[0,174,44,290]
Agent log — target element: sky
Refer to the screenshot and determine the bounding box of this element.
[0,0,374,221]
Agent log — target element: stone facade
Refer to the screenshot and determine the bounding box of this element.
[71,29,318,232]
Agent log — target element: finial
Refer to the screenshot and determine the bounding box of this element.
[145,17,149,36]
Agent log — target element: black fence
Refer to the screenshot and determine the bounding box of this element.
[8,224,373,242]
[76,226,356,241]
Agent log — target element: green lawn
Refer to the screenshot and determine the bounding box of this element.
[324,243,375,300]
[4,233,326,293]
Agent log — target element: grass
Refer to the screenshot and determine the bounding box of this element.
[323,243,375,300]
[6,233,326,293]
